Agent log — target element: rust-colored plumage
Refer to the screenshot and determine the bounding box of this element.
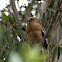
[26,17,43,45]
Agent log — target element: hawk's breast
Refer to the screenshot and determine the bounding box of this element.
[26,22,42,44]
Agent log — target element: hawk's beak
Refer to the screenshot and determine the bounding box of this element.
[26,18,29,22]
[26,19,30,24]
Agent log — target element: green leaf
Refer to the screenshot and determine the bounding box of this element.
[6,5,10,8]
[0,24,6,44]
[16,25,26,36]
[42,12,47,26]
[48,0,58,13]
[48,8,56,12]
[0,59,2,62]
[5,27,12,48]
[52,46,57,62]
[0,34,4,44]
[61,47,62,54]
[1,13,9,22]
[59,16,62,27]
[12,28,19,45]
[53,0,58,9]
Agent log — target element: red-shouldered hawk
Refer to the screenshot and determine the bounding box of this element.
[26,17,48,49]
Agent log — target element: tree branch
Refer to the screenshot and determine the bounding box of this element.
[10,0,19,21]
[22,0,35,22]
[43,0,62,40]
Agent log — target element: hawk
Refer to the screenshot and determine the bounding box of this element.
[26,17,47,49]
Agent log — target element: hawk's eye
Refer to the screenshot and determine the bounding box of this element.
[30,19,33,20]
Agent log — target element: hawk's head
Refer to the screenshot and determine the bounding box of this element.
[27,17,38,24]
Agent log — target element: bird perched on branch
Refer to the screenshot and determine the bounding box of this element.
[26,17,48,49]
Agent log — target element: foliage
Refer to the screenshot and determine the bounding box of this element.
[8,42,49,62]
[0,0,62,62]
